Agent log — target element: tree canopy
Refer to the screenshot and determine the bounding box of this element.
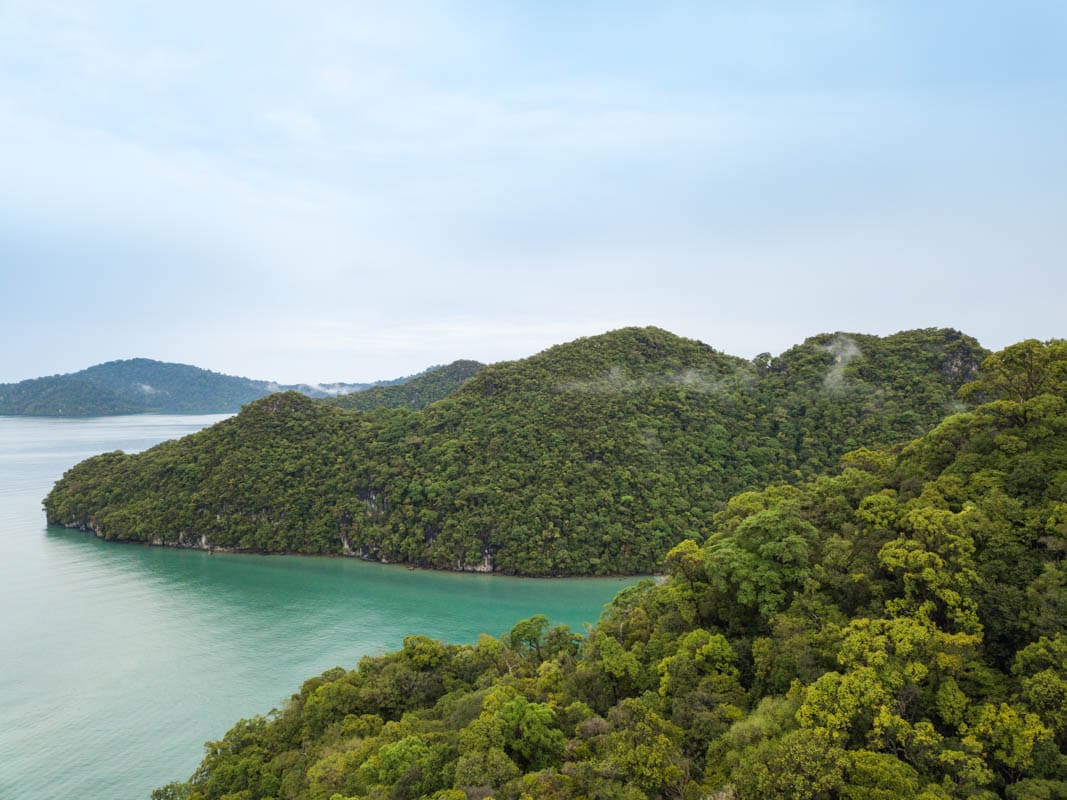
[45,326,988,575]
[152,340,1067,799]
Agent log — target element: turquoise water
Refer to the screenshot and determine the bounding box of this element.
[0,415,638,800]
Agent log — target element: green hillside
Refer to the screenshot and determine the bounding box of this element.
[79,358,272,413]
[0,375,142,416]
[325,361,485,412]
[0,359,274,416]
[45,326,987,575]
[154,338,1067,800]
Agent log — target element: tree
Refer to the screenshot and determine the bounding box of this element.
[732,729,849,800]
[497,696,565,770]
[959,339,1067,404]
[508,615,550,663]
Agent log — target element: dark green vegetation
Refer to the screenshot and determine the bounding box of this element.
[1,359,267,415]
[155,339,1067,800]
[325,361,485,412]
[0,358,403,416]
[46,327,987,575]
[0,374,144,416]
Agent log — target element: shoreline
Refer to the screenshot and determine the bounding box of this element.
[46,520,658,581]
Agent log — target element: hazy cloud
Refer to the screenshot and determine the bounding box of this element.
[819,335,863,392]
[1,1,1065,383]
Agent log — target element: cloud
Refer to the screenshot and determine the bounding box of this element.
[819,335,863,392]
[259,108,325,144]
[561,366,754,397]
[0,99,390,280]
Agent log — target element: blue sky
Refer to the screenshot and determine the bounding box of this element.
[1,1,1065,383]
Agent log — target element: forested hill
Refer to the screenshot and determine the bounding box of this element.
[325,360,485,412]
[0,375,144,416]
[0,358,394,416]
[46,326,988,575]
[157,339,1067,800]
[77,359,278,413]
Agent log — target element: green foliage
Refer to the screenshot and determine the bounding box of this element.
[0,375,142,416]
[156,339,1066,799]
[507,615,550,663]
[959,339,1067,404]
[495,696,565,770]
[0,359,271,415]
[46,326,988,575]
[732,729,850,799]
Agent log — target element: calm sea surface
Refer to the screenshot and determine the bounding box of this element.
[0,414,638,800]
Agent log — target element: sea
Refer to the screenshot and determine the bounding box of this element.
[0,414,638,799]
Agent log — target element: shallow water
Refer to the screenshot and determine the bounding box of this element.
[0,414,638,799]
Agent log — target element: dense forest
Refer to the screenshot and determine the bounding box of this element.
[0,358,403,416]
[153,337,1067,800]
[0,374,144,416]
[325,361,485,412]
[46,326,987,575]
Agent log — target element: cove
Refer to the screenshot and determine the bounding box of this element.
[0,414,640,800]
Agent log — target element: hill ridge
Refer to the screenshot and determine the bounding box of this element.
[45,325,988,575]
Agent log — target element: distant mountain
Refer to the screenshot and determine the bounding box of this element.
[0,375,143,417]
[0,358,405,417]
[45,326,989,575]
[324,360,485,412]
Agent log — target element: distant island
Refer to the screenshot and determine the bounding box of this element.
[46,326,988,576]
[0,358,483,417]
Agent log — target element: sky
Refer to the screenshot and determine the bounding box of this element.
[1,1,1065,384]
